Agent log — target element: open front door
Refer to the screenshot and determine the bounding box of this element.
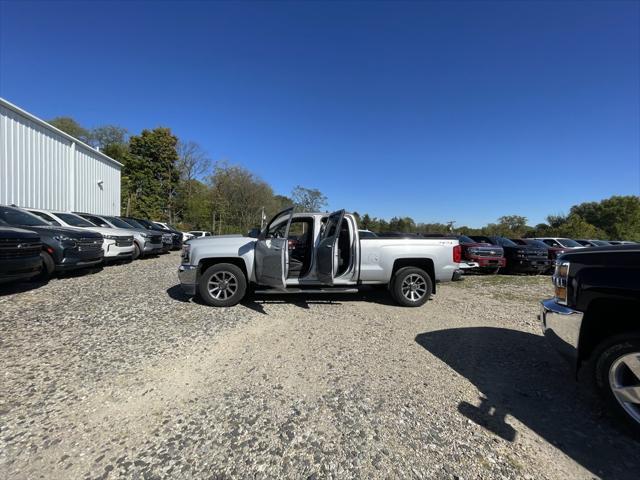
[254,207,294,289]
[316,209,345,284]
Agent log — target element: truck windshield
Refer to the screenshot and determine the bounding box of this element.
[457,235,474,243]
[0,207,48,227]
[56,213,95,227]
[121,218,147,229]
[105,216,135,229]
[498,238,517,247]
[558,238,582,248]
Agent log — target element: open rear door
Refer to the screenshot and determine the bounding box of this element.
[254,207,294,289]
[316,209,345,284]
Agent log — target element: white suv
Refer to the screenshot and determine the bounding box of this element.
[27,209,136,261]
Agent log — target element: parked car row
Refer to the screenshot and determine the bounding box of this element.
[0,204,187,285]
[417,233,637,275]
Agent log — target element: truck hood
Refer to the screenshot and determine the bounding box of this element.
[79,226,133,237]
[190,235,256,251]
[0,226,41,240]
[13,225,102,239]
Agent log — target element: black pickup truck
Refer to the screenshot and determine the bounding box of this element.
[0,221,42,283]
[540,244,640,437]
[470,235,549,274]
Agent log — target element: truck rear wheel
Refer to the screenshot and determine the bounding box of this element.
[198,263,247,307]
[594,335,640,439]
[390,267,432,307]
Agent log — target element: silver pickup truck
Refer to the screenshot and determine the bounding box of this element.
[178,208,462,307]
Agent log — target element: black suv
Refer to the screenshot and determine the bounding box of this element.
[540,245,640,437]
[0,220,42,283]
[0,205,104,278]
[470,235,549,274]
[121,217,182,250]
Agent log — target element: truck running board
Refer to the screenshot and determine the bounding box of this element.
[254,287,359,295]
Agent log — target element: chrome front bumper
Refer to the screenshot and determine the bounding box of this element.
[539,298,584,369]
[178,264,198,296]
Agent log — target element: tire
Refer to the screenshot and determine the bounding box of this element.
[132,242,141,260]
[198,263,247,307]
[390,267,432,307]
[37,251,55,280]
[593,335,640,439]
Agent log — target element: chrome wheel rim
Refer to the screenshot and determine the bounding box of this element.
[609,352,640,424]
[207,271,238,300]
[401,273,427,302]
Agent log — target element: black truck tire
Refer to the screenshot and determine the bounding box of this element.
[390,267,432,307]
[198,263,247,307]
[38,251,55,280]
[593,335,640,439]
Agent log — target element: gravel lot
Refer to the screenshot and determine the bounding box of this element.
[1,252,639,480]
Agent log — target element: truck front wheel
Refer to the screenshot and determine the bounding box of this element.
[390,267,432,307]
[594,335,640,439]
[198,263,247,307]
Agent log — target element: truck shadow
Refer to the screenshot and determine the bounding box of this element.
[166,285,399,313]
[415,327,640,480]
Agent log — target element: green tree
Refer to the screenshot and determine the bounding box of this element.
[48,116,91,143]
[291,186,328,212]
[555,214,606,239]
[209,162,276,234]
[92,125,128,149]
[128,128,180,221]
[570,195,640,240]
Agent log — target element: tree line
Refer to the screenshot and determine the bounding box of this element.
[49,116,639,240]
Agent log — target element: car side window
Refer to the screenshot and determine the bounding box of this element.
[266,221,287,239]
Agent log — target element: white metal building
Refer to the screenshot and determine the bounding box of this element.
[0,97,122,215]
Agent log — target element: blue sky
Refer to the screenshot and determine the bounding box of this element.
[1,0,638,227]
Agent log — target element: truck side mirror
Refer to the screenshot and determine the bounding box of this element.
[247,228,261,239]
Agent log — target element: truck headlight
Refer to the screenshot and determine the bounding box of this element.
[54,235,78,247]
[103,235,118,240]
[181,244,191,263]
[552,261,570,305]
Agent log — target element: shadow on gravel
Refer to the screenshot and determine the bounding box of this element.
[165,284,399,313]
[0,279,48,296]
[415,327,640,480]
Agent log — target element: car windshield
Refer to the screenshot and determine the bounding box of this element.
[509,238,527,245]
[558,238,582,247]
[55,213,95,227]
[0,206,49,226]
[591,240,611,246]
[121,218,146,229]
[103,216,132,229]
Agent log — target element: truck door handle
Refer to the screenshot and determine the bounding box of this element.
[274,247,282,251]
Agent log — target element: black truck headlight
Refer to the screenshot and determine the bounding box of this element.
[552,261,570,305]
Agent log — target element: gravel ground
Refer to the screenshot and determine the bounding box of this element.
[1,252,639,480]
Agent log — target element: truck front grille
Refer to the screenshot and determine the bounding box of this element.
[77,238,103,252]
[474,249,503,257]
[0,239,42,259]
[115,236,134,247]
[150,235,162,244]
